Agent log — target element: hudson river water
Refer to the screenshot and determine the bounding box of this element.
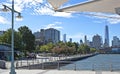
[60,54,120,71]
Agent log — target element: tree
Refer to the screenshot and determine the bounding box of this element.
[78,44,90,54]
[40,42,54,53]
[51,42,75,55]
[73,42,79,53]
[52,46,61,55]
[90,48,97,53]
[0,29,22,50]
[18,26,35,53]
[40,45,49,52]
[66,42,75,47]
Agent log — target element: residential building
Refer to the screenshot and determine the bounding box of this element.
[112,36,120,47]
[80,39,83,45]
[34,28,60,45]
[44,28,60,43]
[89,41,93,48]
[0,31,5,36]
[69,38,72,43]
[63,34,67,43]
[92,34,102,49]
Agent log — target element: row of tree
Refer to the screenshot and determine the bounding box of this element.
[36,41,97,56]
[0,26,97,57]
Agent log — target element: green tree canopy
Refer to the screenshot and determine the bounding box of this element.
[51,41,75,55]
[90,48,97,53]
[18,26,35,52]
[78,44,90,54]
[0,29,22,50]
[40,42,54,53]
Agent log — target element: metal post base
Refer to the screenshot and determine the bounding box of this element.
[10,71,16,74]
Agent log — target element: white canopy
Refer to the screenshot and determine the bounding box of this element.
[48,0,120,14]
[48,0,68,10]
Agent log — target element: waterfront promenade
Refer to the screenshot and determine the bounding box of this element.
[0,69,120,74]
[1,54,120,74]
[4,54,95,69]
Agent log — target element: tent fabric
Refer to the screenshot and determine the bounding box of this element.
[48,0,68,10]
[54,0,120,14]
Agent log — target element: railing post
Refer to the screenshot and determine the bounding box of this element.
[16,61,18,69]
[74,63,76,71]
[42,59,44,70]
[37,59,39,64]
[28,63,30,70]
[27,59,28,67]
[20,59,22,67]
[58,61,60,70]
[110,63,113,72]
[32,59,34,65]
[42,63,44,69]
[92,64,94,71]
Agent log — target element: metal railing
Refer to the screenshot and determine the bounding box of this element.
[59,61,120,71]
[2,54,120,71]
[12,59,120,71]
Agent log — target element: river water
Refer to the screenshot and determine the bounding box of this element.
[60,54,120,71]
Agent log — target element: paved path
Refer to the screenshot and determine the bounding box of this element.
[0,69,120,74]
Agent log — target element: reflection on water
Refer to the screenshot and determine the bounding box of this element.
[60,54,120,71]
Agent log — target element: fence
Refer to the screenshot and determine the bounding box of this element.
[3,54,120,71]
[59,61,120,71]
[12,59,120,71]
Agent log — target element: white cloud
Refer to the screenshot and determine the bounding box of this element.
[84,12,120,24]
[107,19,120,24]
[33,5,54,15]
[0,16,10,24]
[32,5,73,18]
[43,22,63,29]
[1,0,72,18]
[1,0,44,12]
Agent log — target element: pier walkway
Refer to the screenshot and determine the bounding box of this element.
[4,54,95,69]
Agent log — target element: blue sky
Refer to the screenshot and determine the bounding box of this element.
[0,0,120,45]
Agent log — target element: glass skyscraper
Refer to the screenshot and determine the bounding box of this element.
[104,25,109,47]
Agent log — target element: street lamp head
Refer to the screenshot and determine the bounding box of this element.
[2,5,9,12]
[16,13,22,19]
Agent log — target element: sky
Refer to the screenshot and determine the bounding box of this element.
[0,0,120,45]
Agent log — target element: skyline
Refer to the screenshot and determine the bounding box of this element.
[0,0,120,44]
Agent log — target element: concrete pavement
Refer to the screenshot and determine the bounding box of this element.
[0,69,120,74]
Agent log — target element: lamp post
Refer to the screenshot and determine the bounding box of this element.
[2,0,22,74]
[10,0,15,74]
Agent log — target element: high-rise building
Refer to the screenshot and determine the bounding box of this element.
[34,29,45,45]
[84,35,90,46]
[0,31,5,36]
[89,42,93,48]
[112,36,120,47]
[63,34,67,43]
[34,28,60,45]
[92,34,102,49]
[45,28,60,43]
[84,35,87,45]
[80,39,83,45]
[104,25,109,47]
[69,38,72,43]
